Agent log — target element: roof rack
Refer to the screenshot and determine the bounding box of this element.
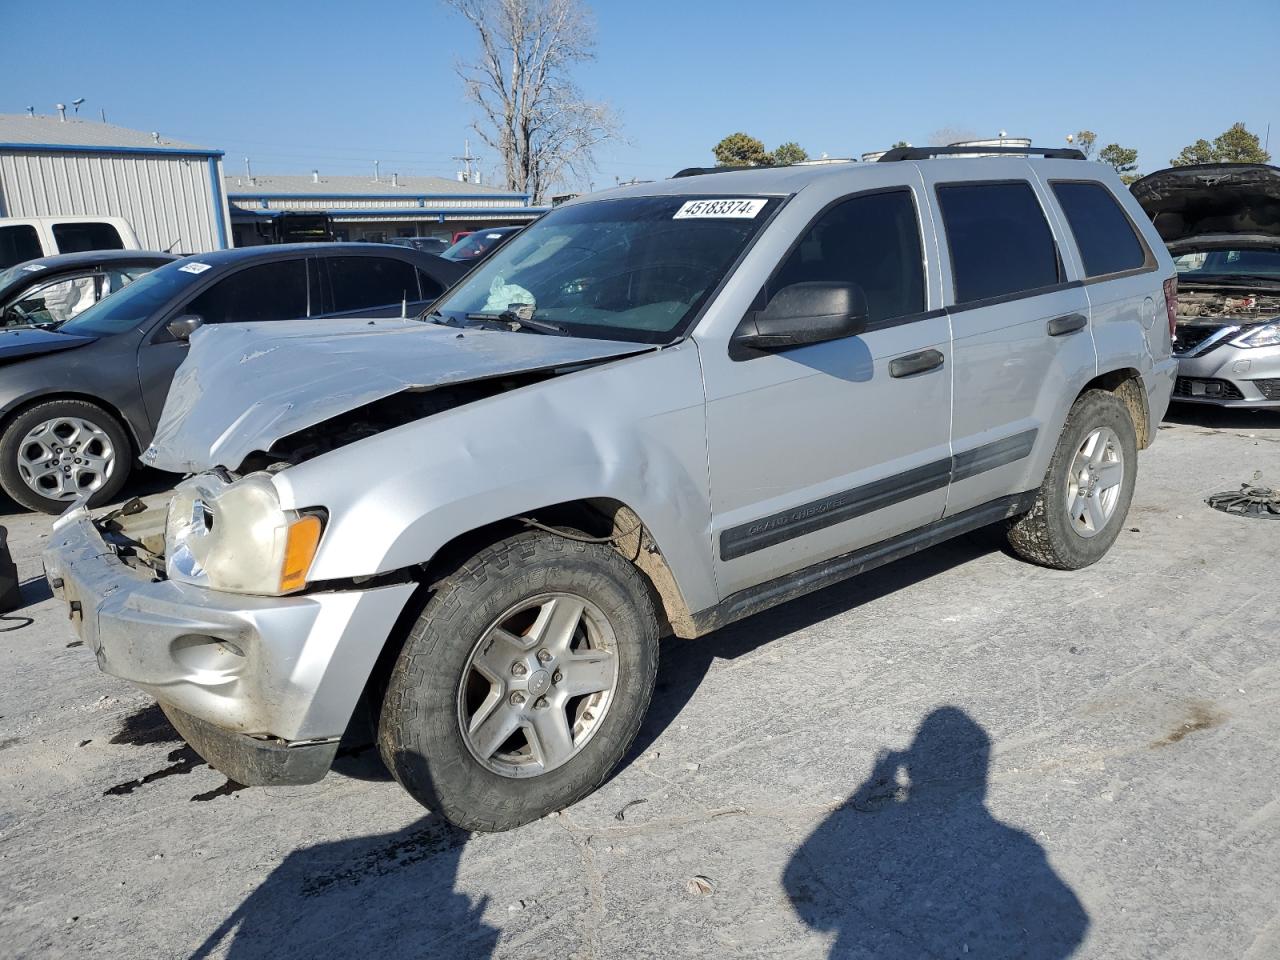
[671,165,777,178]
[877,145,1086,162]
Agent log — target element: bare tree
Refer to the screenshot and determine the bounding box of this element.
[446,0,619,202]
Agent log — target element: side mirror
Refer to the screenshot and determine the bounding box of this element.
[165,314,204,341]
[733,281,869,353]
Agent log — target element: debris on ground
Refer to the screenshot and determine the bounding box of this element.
[685,875,716,896]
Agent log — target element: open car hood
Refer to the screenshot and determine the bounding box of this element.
[1131,163,1280,252]
[143,316,652,473]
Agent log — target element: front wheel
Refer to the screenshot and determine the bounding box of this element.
[0,399,131,514]
[1006,390,1138,570]
[377,531,659,831]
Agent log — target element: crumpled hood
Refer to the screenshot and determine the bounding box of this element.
[0,326,96,362]
[1131,163,1280,251]
[143,316,652,473]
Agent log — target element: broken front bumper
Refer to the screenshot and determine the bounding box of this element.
[43,506,415,786]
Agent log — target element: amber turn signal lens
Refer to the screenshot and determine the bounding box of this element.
[280,514,323,593]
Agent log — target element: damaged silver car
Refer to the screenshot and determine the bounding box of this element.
[1132,163,1280,407]
[46,147,1177,830]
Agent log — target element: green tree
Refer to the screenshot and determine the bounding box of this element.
[891,140,910,149]
[771,141,809,166]
[1172,138,1219,167]
[1072,130,1097,159]
[713,132,771,167]
[1213,122,1271,163]
[1172,124,1271,166]
[1099,143,1140,184]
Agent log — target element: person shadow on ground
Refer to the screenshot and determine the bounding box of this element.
[784,707,1089,959]
[189,814,498,960]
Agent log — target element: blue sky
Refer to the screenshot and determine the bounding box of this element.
[6,0,1277,189]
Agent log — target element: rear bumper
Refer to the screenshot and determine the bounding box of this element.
[1174,343,1280,408]
[43,505,415,785]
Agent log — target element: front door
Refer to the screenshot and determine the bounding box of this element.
[700,185,954,597]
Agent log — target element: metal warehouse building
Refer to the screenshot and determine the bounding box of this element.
[225,172,545,245]
[0,114,230,253]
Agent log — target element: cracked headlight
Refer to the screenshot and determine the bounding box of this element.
[165,472,325,596]
[1233,321,1280,349]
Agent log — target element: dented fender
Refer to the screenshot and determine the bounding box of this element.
[270,343,720,617]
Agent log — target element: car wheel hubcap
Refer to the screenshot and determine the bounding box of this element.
[17,416,116,501]
[457,592,619,778]
[1066,426,1123,539]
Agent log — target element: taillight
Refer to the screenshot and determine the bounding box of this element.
[1163,276,1178,338]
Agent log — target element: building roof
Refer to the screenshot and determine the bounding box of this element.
[223,172,524,198]
[0,114,218,153]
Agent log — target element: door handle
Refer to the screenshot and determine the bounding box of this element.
[1047,313,1088,337]
[889,349,945,378]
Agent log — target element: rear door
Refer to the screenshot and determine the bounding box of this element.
[51,221,125,255]
[918,167,1096,516]
[136,257,312,425]
[0,223,45,269]
[321,253,429,317]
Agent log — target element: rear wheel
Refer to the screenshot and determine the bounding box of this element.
[1006,390,1137,569]
[378,530,659,831]
[0,399,131,514]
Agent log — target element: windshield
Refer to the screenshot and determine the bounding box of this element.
[430,195,781,342]
[442,228,518,262]
[57,260,206,336]
[1175,248,1280,283]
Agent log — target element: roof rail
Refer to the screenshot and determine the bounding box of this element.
[671,165,778,178]
[877,145,1086,163]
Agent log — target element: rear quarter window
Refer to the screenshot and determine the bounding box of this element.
[1051,181,1149,278]
[936,181,1061,304]
[0,225,43,269]
[51,221,124,254]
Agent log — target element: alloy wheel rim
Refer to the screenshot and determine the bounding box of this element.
[457,592,619,779]
[17,416,116,501]
[1066,426,1124,539]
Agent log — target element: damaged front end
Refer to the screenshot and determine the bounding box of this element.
[143,317,652,474]
[1172,290,1280,356]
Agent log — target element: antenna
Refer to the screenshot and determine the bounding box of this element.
[373,159,380,182]
[453,139,480,183]
[99,108,106,123]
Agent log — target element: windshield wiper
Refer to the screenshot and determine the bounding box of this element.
[464,311,567,335]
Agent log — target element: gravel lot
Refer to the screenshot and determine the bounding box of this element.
[2,404,1278,960]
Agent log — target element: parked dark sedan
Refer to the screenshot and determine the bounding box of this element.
[0,250,178,328]
[440,225,523,262]
[0,242,464,513]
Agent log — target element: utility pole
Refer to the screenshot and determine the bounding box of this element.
[453,139,480,183]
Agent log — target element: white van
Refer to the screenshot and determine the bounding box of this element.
[0,216,141,270]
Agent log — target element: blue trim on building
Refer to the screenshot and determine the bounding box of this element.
[291,207,549,217]
[0,142,224,158]
[226,192,530,201]
[206,157,229,250]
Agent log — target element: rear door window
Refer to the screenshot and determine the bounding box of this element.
[325,256,419,313]
[1051,181,1149,278]
[767,189,926,324]
[936,182,1062,303]
[51,221,124,254]
[186,259,309,324]
[0,225,43,269]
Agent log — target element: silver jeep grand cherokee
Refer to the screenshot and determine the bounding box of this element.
[45,146,1176,831]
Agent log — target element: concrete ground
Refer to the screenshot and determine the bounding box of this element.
[2,403,1278,960]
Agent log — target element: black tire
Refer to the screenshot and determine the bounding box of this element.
[0,398,132,514]
[1006,389,1138,570]
[377,530,659,831]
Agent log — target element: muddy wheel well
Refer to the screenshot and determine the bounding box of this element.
[411,498,696,639]
[1082,369,1151,448]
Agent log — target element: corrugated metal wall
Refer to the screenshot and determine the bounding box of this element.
[0,151,228,253]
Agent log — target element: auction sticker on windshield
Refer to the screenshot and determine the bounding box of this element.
[673,199,767,219]
[178,263,212,274]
